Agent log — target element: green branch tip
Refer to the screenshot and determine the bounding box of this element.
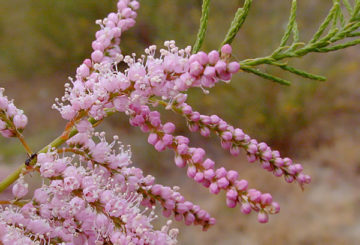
[193,0,211,53]
[221,0,252,47]
[279,0,297,47]
[310,2,340,43]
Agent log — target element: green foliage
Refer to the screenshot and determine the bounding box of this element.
[235,0,360,85]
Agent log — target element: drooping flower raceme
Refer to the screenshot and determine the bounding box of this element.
[0,0,313,244]
[53,0,309,224]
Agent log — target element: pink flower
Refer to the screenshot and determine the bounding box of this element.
[221,44,232,54]
[12,178,28,198]
[13,114,28,129]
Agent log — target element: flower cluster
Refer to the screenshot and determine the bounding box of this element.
[6,127,180,244]
[129,104,280,223]
[0,0,313,244]
[0,88,28,138]
[53,0,139,121]
[51,0,310,225]
[54,40,240,122]
[157,100,311,187]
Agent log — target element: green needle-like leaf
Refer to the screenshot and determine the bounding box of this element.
[241,66,291,86]
[272,63,326,81]
[310,2,339,43]
[280,0,297,47]
[221,0,252,47]
[193,0,211,53]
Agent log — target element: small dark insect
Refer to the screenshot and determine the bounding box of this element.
[25,153,37,166]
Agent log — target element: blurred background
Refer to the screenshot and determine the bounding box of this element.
[0,0,360,244]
